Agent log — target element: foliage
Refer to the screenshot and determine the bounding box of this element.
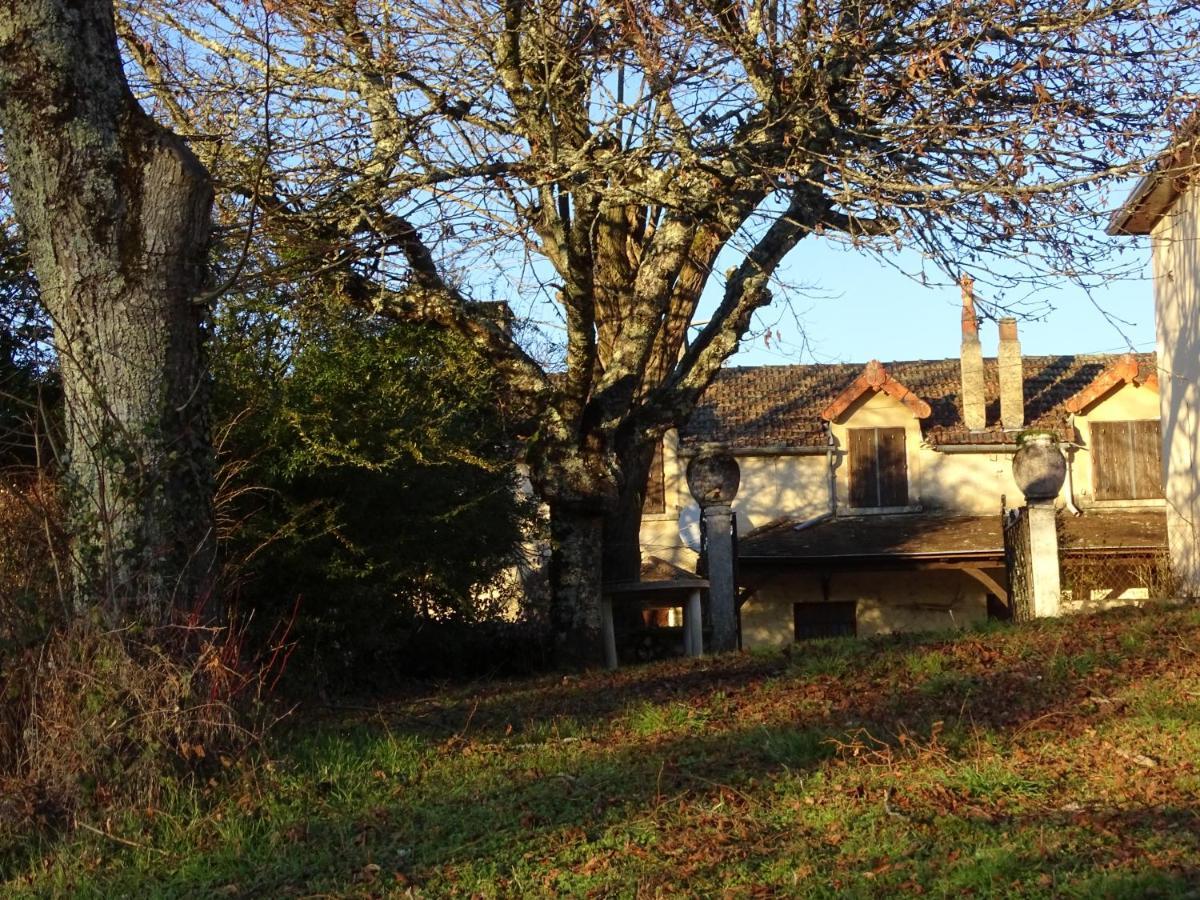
[5,604,1200,894]
[212,297,538,686]
[0,231,56,470]
[1015,428,1061,447]
[0,622,260,842]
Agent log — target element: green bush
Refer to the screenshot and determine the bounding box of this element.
[212,298,540,688]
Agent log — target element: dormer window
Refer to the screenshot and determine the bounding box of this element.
[1091,420,1163,501]
[848,427,908,508]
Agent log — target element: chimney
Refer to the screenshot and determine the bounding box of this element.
[959,274,986,431]
[998,317,1025,429]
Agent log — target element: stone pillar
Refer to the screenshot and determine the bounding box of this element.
[1025,500,1061,618]
[702,504,738,652]
[686,446,741,654]
[1012,433,1066,618]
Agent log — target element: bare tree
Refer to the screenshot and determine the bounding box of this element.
[121,0,1196,660]
[0,0,215,620]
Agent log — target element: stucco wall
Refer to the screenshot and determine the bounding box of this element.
[918,449,1023,513]
[1151,187,1200,596]
[741,570,988,648]
[639,428,829,568]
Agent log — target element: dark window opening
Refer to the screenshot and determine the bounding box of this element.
[1091,420,1163,501]
[848,427,908,508]
[794,601,857,640]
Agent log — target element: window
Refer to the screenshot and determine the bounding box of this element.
[848,427,908,508]
[794,602,857,640]
[1091,420,1163,501]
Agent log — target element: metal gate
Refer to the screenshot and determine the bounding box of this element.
[1002,500,1034,622]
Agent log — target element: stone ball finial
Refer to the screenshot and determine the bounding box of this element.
[686,445,740,509]
[1012,431,1066,501]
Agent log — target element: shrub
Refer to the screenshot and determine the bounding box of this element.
[211,297,541,689]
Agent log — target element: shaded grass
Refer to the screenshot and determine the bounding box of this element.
[5,604,1200,897]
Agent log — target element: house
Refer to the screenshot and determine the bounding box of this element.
[639,294,1169,648]
[1108,127,1200,597]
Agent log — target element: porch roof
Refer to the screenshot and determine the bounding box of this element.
[738,510,1167,565]
[604,555,709,596]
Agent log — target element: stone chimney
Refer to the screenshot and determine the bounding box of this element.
[959,274,986,431]
[998,317,1025,429]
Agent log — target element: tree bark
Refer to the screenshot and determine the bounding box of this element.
[548,502,604,667]
[601,438,657,645]
[0,0,215,621]
[602,434,658,586]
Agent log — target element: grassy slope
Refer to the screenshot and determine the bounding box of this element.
[7,605,1200,898]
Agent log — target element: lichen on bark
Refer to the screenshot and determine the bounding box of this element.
[0,0,215,621]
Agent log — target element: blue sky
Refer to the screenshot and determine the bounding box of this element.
[728,234,1157,369]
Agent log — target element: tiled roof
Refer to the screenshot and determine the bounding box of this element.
[737,511,1167,563]
[681,353,1157,449]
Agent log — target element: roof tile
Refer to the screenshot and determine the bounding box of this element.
[681,353,1157,449]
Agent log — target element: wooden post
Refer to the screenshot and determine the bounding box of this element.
[601,594,618,669]
[686,588,703,657]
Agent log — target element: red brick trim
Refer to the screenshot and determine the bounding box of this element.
[1064,353,1158,414]
[820,359,933,422]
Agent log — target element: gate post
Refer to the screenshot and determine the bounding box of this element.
[1011,433,1067,619]
[1024,500,1062,618]
[686,446,741,653]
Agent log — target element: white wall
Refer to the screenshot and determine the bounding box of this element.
[1152,186,1200,595]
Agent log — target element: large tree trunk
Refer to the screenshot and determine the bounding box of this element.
[601,438,657,585]
[601,439,657,648]
[547,503,604,666]
[0,0,215,621]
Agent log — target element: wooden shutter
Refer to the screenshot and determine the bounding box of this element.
[848,427,908,508]
[877,427,909,507]
[643,441,666,514]
[1093,420,1164,500]
[848,429,878,508]
[1092,421,1132,500]
[1131,420,1164,499]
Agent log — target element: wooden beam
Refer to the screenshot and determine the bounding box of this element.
[960,566,1010,607]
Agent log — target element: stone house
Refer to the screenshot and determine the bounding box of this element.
[1108,129,1200,597]
[639,296,1169,648]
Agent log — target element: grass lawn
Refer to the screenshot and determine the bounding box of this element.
[6,604,1200,897]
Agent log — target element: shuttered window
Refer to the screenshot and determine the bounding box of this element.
[643,441,665,514]
[1091,420,1163,501]
[848,427,908,508]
